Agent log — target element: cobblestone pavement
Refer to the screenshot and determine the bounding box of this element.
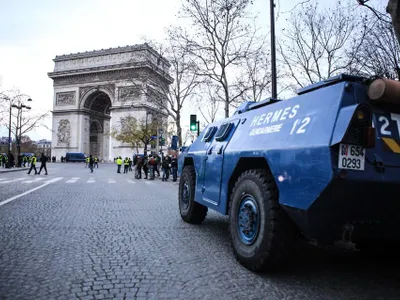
[0,163,399,299]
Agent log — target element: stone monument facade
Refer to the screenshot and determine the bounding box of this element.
[48,44,172,161]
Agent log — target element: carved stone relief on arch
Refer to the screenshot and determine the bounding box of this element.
[56,91,76,106]
[57,119,71,145]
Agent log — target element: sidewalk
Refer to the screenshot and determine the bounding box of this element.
[0,167,29,174]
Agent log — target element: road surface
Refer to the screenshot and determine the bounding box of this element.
[0,163,398,299]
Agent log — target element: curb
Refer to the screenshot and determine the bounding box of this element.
[0,168,29,174]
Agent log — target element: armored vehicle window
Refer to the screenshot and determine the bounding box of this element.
[203,126,217,142]
[215,122,233,141]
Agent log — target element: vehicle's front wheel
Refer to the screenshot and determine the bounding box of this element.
[179,165,208,224]
[229,169,296,272]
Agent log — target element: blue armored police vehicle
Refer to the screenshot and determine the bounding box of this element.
[178,74,400,272]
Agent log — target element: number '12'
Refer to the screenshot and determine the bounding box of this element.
[290,117,311,135]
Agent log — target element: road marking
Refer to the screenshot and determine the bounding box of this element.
[144,181,154,185]
[108,178,116,183]
[0,178,25,184]
[22,178,45,184]
[126,179,136,184]
[0,177,63,207]
[66,177,79,183]
[87,178,95,183]
[0,178,8,182]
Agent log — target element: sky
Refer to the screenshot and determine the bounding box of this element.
[0,0,360,141]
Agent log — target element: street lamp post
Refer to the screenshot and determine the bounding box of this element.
[8,99,12,153]
[18,103,31,160]
[12,98,32,167]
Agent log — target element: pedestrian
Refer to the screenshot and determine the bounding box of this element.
[171,154,178,182]
[142,155,149,179]
[37,153,48,175]
[155,154,161,177]
[162,155,171,181]
[7,151,14,168]
[123,157,129,173]
[116,156,122,173]
[85,156,89,168]
[88,155,94,173]
[94,156,99,168]
[128,158,133,172]
[27,154,38,175]
[148,156,156,180]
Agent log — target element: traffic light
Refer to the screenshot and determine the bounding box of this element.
[190,114,197,131]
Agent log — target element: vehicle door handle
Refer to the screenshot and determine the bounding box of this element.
[207,147,213,155]
[217,146,223,154]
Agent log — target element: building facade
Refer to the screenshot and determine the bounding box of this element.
[48,44,172,161]
[35,139,52,157]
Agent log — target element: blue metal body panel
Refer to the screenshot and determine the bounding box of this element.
[179,74,400,242]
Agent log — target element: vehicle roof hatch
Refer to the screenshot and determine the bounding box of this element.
[296,74,367,95]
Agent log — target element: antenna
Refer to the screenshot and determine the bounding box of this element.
[270,0,277,98]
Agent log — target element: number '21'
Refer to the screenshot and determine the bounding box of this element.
[290,117,311,135]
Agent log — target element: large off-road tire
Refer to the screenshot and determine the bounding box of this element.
[179,165,208,224]
[229,169,296,272]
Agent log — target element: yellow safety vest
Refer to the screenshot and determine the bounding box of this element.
[117,158,122,165]
[32,157,37,164]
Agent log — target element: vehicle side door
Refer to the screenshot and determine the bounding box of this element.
[201,120,239,206]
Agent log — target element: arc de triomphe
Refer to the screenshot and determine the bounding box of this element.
[48,44,172,161]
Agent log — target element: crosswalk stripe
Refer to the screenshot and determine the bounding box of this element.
[108,178,116,183]
[0,178,8,182]
[22,178,46,184]
[0,178,25,184]
[87,178,95,183]
[126,179,136,184]
[66,177,79,183]
[144,180,154,185]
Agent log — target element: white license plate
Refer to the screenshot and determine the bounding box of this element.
[338,144,365,171]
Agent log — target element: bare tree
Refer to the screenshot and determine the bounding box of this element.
[197,83,222,124]
[386,0,400,45]
[278,0,366,91]
[234,40,272,102]
[178,0,263,117]
[123,33,202,148]
[357,1,400,47]
[348,13,400,80]
[111,113,166,153]
[0,90,49,146]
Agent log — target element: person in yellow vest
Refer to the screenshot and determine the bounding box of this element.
[116,156,122,173]
[85,156,90,168]
[94,156,99,168]
[123,157,129,173]
[27,154,38,175]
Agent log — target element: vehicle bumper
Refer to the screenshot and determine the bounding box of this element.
[283,174,400,243]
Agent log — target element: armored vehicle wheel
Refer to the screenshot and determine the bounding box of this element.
[229,169,295,272]
[179,165,208,224]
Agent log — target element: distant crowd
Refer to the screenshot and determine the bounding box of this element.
[84,152,179,181]
[0,151,55,169]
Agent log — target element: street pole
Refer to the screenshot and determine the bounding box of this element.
[8,99,12,153]
[16,109,21,161]
[196,121,200,137]
[156,126,159,154]
[270,0,277,99]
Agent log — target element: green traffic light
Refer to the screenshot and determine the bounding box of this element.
[190,124,197,131]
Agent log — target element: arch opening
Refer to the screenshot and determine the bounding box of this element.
[83,91,112,115]
[82,91,111,159]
